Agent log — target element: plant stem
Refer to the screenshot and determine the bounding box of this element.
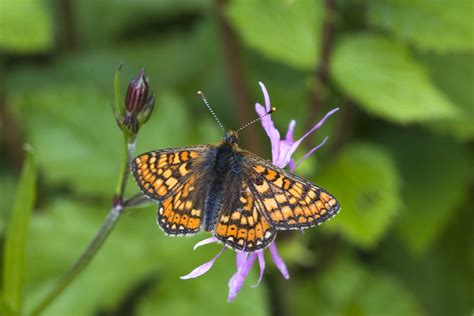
[29,206,122,316]
[29,135,138,316]
[304,0,337,134]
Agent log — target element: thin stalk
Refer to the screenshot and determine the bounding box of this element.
[29,136,137,316]
[29,206,122,316]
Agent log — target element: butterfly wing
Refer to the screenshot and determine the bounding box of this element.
[243,151,340,230]
[213,182,276,251]
[132,145,210,236]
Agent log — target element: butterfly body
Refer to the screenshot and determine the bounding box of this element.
[132,130,340,252]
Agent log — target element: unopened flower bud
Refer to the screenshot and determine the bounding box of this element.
[125,68,149,114]
[123,113,139,134]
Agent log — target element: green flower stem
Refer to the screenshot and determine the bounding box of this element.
[114,135,135,204]
[29,135,142,316]
[29,205,122,316]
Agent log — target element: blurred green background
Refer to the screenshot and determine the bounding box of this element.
[0,0,473,315]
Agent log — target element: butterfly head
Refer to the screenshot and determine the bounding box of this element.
[223,130,240,146]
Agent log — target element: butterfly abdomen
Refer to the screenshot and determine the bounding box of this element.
[202,144,243,231]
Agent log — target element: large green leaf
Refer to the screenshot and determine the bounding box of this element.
[294,255,425,316]
[422,53,474,140]
[380,129,471,254]
[227,0,323,70]
[367,0,474,52]
[316,143,402,248]
[2,147,37,315]
[331,34,458,123]
[75,0,210,46]
[17,86,189,196]
[0,0,53,53]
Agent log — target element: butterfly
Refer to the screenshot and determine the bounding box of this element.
[131,129,340,252]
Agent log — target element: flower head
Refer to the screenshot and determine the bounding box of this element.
[181,82,338,301]
[113,66,155,137]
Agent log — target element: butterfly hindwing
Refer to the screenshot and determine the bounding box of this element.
[244,152,340,230]
[213,182,276,251]
[132,145,210,235]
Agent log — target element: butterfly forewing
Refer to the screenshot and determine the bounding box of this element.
[243,152,340,230]
[132,145,210,235]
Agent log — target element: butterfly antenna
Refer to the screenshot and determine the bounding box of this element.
[236,107,276,133]
[197,91,225,133]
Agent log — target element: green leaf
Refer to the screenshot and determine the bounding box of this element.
[380,129,471,254]
[316,143,402,248]
[294,255,425,316]
[16,86,189,196]
[2,146,37,315]
[75,0,210,46]
[422,53,474,140]
[0,0,53,53]
[331,34,458,123]
[367,0,474,52]
[227,0,323,70]
[0,172,17,234]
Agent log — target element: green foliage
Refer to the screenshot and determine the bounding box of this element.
[0,0,472,315]
[367,0,474,52]
[16,86,189,196]
[380,129,471,254]
[317,143,402,248]
[422,52,474,140]
[294,255,425,316]
[227,0,323,70]
[2,147,37,315]
[24,200,267,315]
[0,0,53,53]
[331,34,458,123]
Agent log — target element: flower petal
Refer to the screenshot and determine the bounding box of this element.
[252,251,266,288]
[269,242,289,279]
[277,108,339,168]
[228,253,258,302]
[296,108,339,144]
[193,236,218,250]
[285,120,296,142]
[293,136,329,170]
[180,247,225,280]
[257,82,281,163]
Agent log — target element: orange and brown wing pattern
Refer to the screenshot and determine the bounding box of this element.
[244,153,340,230]
[213,183,276,251]
[131,146,209,236]
[157,175,202,235]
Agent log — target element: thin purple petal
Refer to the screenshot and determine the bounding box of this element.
[293,136,329,170]
[193,237,218,250]
[269,242,289,279]
[228,253,258,302]
[252,251,266,288]
[258,81,271,113]
[296,108,339,144]
[288,159,296,173]
[285,120,296,142]
[277,108,339,168]
[256,82,281,163]
[180,247,226,280]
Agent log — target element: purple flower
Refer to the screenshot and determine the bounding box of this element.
[181,82,338,302]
